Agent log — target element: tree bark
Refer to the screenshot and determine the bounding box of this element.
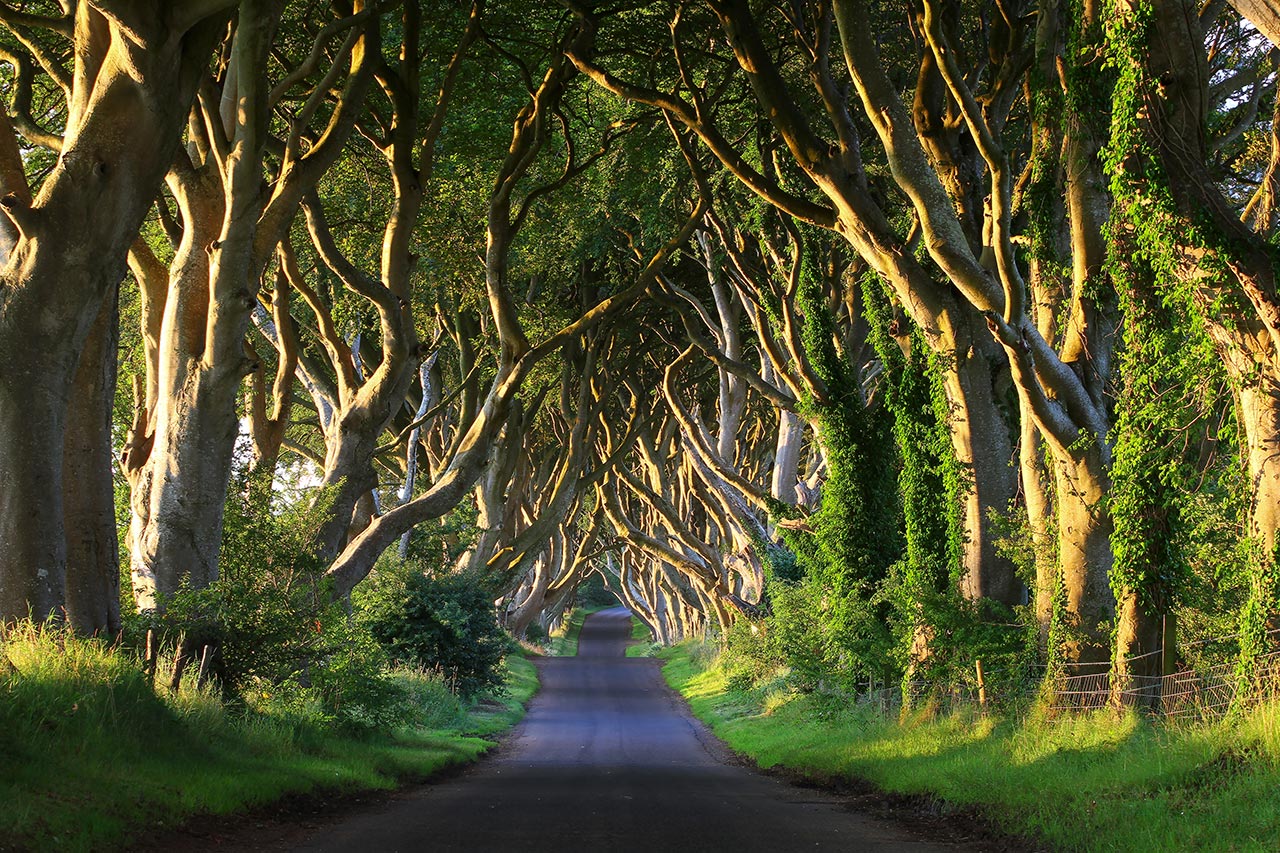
[946,321,1020,605]
[63,286,121,634]
[0,4,227,623]
[1052,443,1116,671]
[130,2,378,608]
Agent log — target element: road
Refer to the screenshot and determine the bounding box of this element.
[294,607,970,852]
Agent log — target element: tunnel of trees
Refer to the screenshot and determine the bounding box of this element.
[1,0,1279,710]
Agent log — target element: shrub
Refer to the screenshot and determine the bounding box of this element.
[722,617,785,691]
[129,475,418,732]
[357,563,512,697]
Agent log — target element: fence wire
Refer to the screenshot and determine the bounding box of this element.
[845,630,1280,723]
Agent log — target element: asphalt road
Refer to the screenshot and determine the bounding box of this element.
[294,607,967,852]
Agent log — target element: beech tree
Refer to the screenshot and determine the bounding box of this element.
[1,0,1277,712]
[1108,0,1280,667]
[122,0,380,611]
[0,1,233,628]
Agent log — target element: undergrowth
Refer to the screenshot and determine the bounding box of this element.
[0,621,536,852]
[662,638,1280,852]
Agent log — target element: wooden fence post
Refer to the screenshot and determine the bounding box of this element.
[975,658,987,709]
[144,629,157,687]
[1162,613,1178,676]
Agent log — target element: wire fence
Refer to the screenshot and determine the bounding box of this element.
[849,629,1280,723]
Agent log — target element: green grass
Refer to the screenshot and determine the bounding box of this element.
[625,615,658,657]
[0,624,538,852]
[546,605,606,657]
[660,640,1280,852]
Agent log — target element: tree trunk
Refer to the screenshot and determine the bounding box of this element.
[0,351,74,622]
[315,415,384,560]
[1053,444,1116,671]
[1112,588,1163,704]
[132,1,376,607]
[0,6,225,623]
[1238,382,1280,655]
[771,408,804,505]
[509,555,552,638]
[942,318,1021,605]
[1240,383,1280,553]
[1020,417,1056,647]
[133,362,248,608]
[63,287,121,635]
[129,169,227,610]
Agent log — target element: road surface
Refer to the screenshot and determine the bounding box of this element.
[295,607,970,852]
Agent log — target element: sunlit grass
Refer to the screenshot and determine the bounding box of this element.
[0,622,537,852]
[660,641,1280,852]
[624,615,658,658]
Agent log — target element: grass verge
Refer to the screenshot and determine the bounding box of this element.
[660,640,1280,852]
[625,616,658,658]
[0,626,538,852]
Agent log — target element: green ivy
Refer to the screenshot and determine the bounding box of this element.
[1102,0,1259,672]
[766,246,903,688]
[862,272,959,664]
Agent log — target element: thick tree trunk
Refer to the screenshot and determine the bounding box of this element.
[509,555,552,639]
[1233,384,1280,655]
[129,171,227,610]
[0,354,73,622]
[63,288,121,634]
[942,319,1021,606]
[1053,445,1116,670]
[0,7,224,623]
[1240,384,1280,553]
[1112,589,1163,704]
[133,365,247,608]
[314,417,384,560]
[1020,418,1056,646]
[1237,382,1280,653]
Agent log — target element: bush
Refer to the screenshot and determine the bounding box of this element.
[357,563,512,697]
[130,476,419,733]
[722,617,785,692]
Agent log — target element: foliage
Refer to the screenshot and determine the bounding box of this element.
[396,502,480,574]
[861,270,993,685]
[126,476,422,732]
[545,605,613,657]
[1102,0,1263,669]
[720,615,787,692]
[356,561,512,696]
[576,570,621,609]
[768,246,903,690]
[0,619,536,851]
[662,637,1280,853]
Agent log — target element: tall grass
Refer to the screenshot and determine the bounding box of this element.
[661,640,1280,851]
[0,621,536,852]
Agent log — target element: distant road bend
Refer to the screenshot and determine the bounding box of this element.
[296,607,969,852]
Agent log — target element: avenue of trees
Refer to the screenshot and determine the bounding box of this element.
[1,0,1279,706]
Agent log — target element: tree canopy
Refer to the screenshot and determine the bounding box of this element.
[0,0,1278,705]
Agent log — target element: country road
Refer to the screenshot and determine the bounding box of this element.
[290,607,973,852]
